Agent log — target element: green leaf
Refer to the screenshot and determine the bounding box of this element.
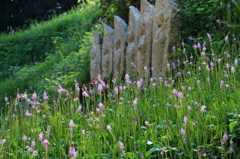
[126,152,134,159]
[146,146,161,158]
[229,121,238,132]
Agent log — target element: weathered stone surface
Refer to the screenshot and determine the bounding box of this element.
[90,31,102,80]
[126,6,140,73]
[152,0,181,77]
[101,24,114,80]
[137,0,154,75]
[113,15,128,76]
[90,0,181,80]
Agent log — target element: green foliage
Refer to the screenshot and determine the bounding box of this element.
[100,0,129,27]
[0,2,101,79]
[44,31,93,96]
[0,39,240,157]
[178,0,240,61]
[179,0,240,39]
[0,0,240,158]
[0,1,102,107]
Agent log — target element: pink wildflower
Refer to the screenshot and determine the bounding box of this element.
[32,150,38,156]
[202,152,207,157]
[22,134,27,141]
[43,91,48,100]
[82,91,89,97]
[76,105,82,112]
[69,145,77,158]
[177,91,183,98]
[200,105,207,113]
[98,103,104,112]
[69,120,74,129]
[137,78,143,89]
[125,73,132,83]
[32,92,37,100]
[118,140,125,153]
[38,131,44,141]
[42,139,49,151]
[222,133,228,144]
[180,128,186,142]
[172,89,178,95]
[31,140,36,148]
[183,115,188,124]
[98,83,103,92]
[145,121,149,126]
[133,117,137,125]
[5,96,9,105]
[224,34,229,41]
[106,125,112,131]
[58,85,67,93]
[25,110,32,117]
[224,71,229,78]
[231,66,235,74]
[132,98,138,110]
[81,129,85,134]
[75,82,80,92]
[207,33,212,41]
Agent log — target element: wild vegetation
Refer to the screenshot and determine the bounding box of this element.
[0,0,239,158]
[0,1,102,106]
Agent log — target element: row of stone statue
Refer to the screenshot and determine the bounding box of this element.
[90,0,181,80]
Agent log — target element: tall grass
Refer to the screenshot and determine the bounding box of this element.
[1,33,239,158]
[0,0,239,158]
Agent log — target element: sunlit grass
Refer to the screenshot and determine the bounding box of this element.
[1,33,240,158]
[0,2,102,106]
[0,0,240,158]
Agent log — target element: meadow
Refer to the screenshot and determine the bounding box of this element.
[0,0,240,158]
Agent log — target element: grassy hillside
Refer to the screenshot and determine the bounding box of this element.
[0,0,239,158]
[0,1,102,106]
[1,35,240,158]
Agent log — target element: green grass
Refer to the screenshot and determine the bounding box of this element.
[0,1,101,78]
[0,0,240,158]
[0,1,102,107]
[1,36,240,158]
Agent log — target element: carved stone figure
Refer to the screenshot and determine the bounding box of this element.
[152,0,181,76]
[152,12,166,77]
[90,31,102,80]
[126,6,140,73]
[113,15,128,77]
[89,0,181,80]
[101,24,114,80]
[137,0,154,75]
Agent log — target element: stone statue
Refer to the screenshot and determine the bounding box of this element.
[113,16,128,77]
[136,0,154,75]
[126,6,140,73]
[152,12,166,77]
[152,0,181,76]
[89,0,181,80]
[101,24,114,80]
[90,31,102,80]
[137,22,147,74]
